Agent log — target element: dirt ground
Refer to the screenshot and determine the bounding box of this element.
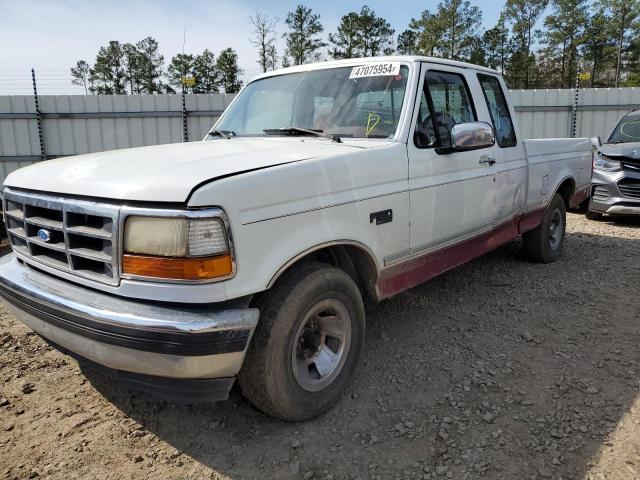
[0,213,639,480]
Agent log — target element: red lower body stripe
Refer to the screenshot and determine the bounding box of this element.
[377,209,545,299]
[569,186,590,208]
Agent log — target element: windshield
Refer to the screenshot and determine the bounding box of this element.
[608,113,640,143]
[212,64,410,139]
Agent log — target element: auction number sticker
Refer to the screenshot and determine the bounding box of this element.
[349,63,401,79]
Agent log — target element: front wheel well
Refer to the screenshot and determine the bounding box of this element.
[263,244,379,305]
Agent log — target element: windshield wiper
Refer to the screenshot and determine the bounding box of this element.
[209,129,235,139]
[263,127,342,143]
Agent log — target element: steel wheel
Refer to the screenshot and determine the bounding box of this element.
[548,207,564,250]
[292,299,352,392]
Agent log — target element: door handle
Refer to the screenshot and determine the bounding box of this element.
[479,156,496,166]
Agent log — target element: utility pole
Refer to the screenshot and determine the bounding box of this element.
[31,68,46,160]
[571,72,591,138]
[181,25,189,142]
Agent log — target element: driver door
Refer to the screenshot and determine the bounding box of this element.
[406,66,498,261]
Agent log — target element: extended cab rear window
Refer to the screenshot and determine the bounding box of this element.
[477,74,517,148]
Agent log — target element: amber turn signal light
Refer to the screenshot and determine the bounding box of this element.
[122,253,233,280]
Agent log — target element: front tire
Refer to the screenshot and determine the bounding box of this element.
[238,263,365,421]
[522,193,566,263]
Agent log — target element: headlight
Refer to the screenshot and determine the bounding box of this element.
[122,215,233,281]
[594,152,621,172]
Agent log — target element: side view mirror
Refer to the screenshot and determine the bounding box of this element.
[451,122,496,151]
[591,136,602,148]
[435,122,495,154]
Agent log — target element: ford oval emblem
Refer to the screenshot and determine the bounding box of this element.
[37,228,52,242]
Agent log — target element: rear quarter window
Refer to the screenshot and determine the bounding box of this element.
[477,74,517,148]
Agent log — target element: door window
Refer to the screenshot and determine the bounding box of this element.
[414,70,476,148]
[477,74,517,148]
[414,91,437,147]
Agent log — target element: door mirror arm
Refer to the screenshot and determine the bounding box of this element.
[434,146,456,155]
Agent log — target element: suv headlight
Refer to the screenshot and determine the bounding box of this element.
[594,152,621,172]
[122,213,233,281]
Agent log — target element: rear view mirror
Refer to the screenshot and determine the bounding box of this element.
[450,122,495,151]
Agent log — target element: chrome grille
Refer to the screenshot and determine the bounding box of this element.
[618,181,640,200]
[3,189,120,285]
[592,185,610,202]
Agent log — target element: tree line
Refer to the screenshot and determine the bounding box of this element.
[71,39,243,95]
[71,0,640,94]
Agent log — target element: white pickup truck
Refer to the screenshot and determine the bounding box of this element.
[0,56,592,421]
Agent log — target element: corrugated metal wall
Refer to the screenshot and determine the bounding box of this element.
[510,87,640,139]
[1,88,639,184]
[511,89,575,139]
[0,93,235,157]
[0,96,41,182]
[575,88,640,138]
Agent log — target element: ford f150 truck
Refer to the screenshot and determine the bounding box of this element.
[0,56,593,421]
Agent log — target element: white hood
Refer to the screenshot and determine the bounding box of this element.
[4,137,364,202]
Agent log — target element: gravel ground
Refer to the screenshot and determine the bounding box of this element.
[0,213,639,480]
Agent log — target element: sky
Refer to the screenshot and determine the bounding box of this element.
[0,0,506,95]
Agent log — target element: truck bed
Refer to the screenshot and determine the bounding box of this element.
[523,138,593,212]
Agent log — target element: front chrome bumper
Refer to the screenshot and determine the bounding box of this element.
[589,168,640,215]
[0,254,258,388]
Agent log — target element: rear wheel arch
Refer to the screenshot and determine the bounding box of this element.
[555,177,576,208]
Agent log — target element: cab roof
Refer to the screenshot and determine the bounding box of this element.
[252,55,501,82]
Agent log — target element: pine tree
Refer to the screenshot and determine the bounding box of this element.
[582,8,616,86]
[217,48,243,93]
[600,0,640,86]
[405,2,481,61]
[192,50,220,93]
[329,6,394,59]
[167,53,196,93]
[503,0,549,88]
[397,30,419,55]
[623,31,640,86]
[470,19,512,73]
[407,10,447,56]
[123,43,143,94]
[329,12,362,59]
[542,0,589,88]
[89,41,127,94]
[437,0,483,61]
[358,6,395,56]
[135,37,165,93]
[283,5,326,65]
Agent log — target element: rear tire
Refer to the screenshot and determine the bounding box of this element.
[238,263,365,421]
[522,194,566,263]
